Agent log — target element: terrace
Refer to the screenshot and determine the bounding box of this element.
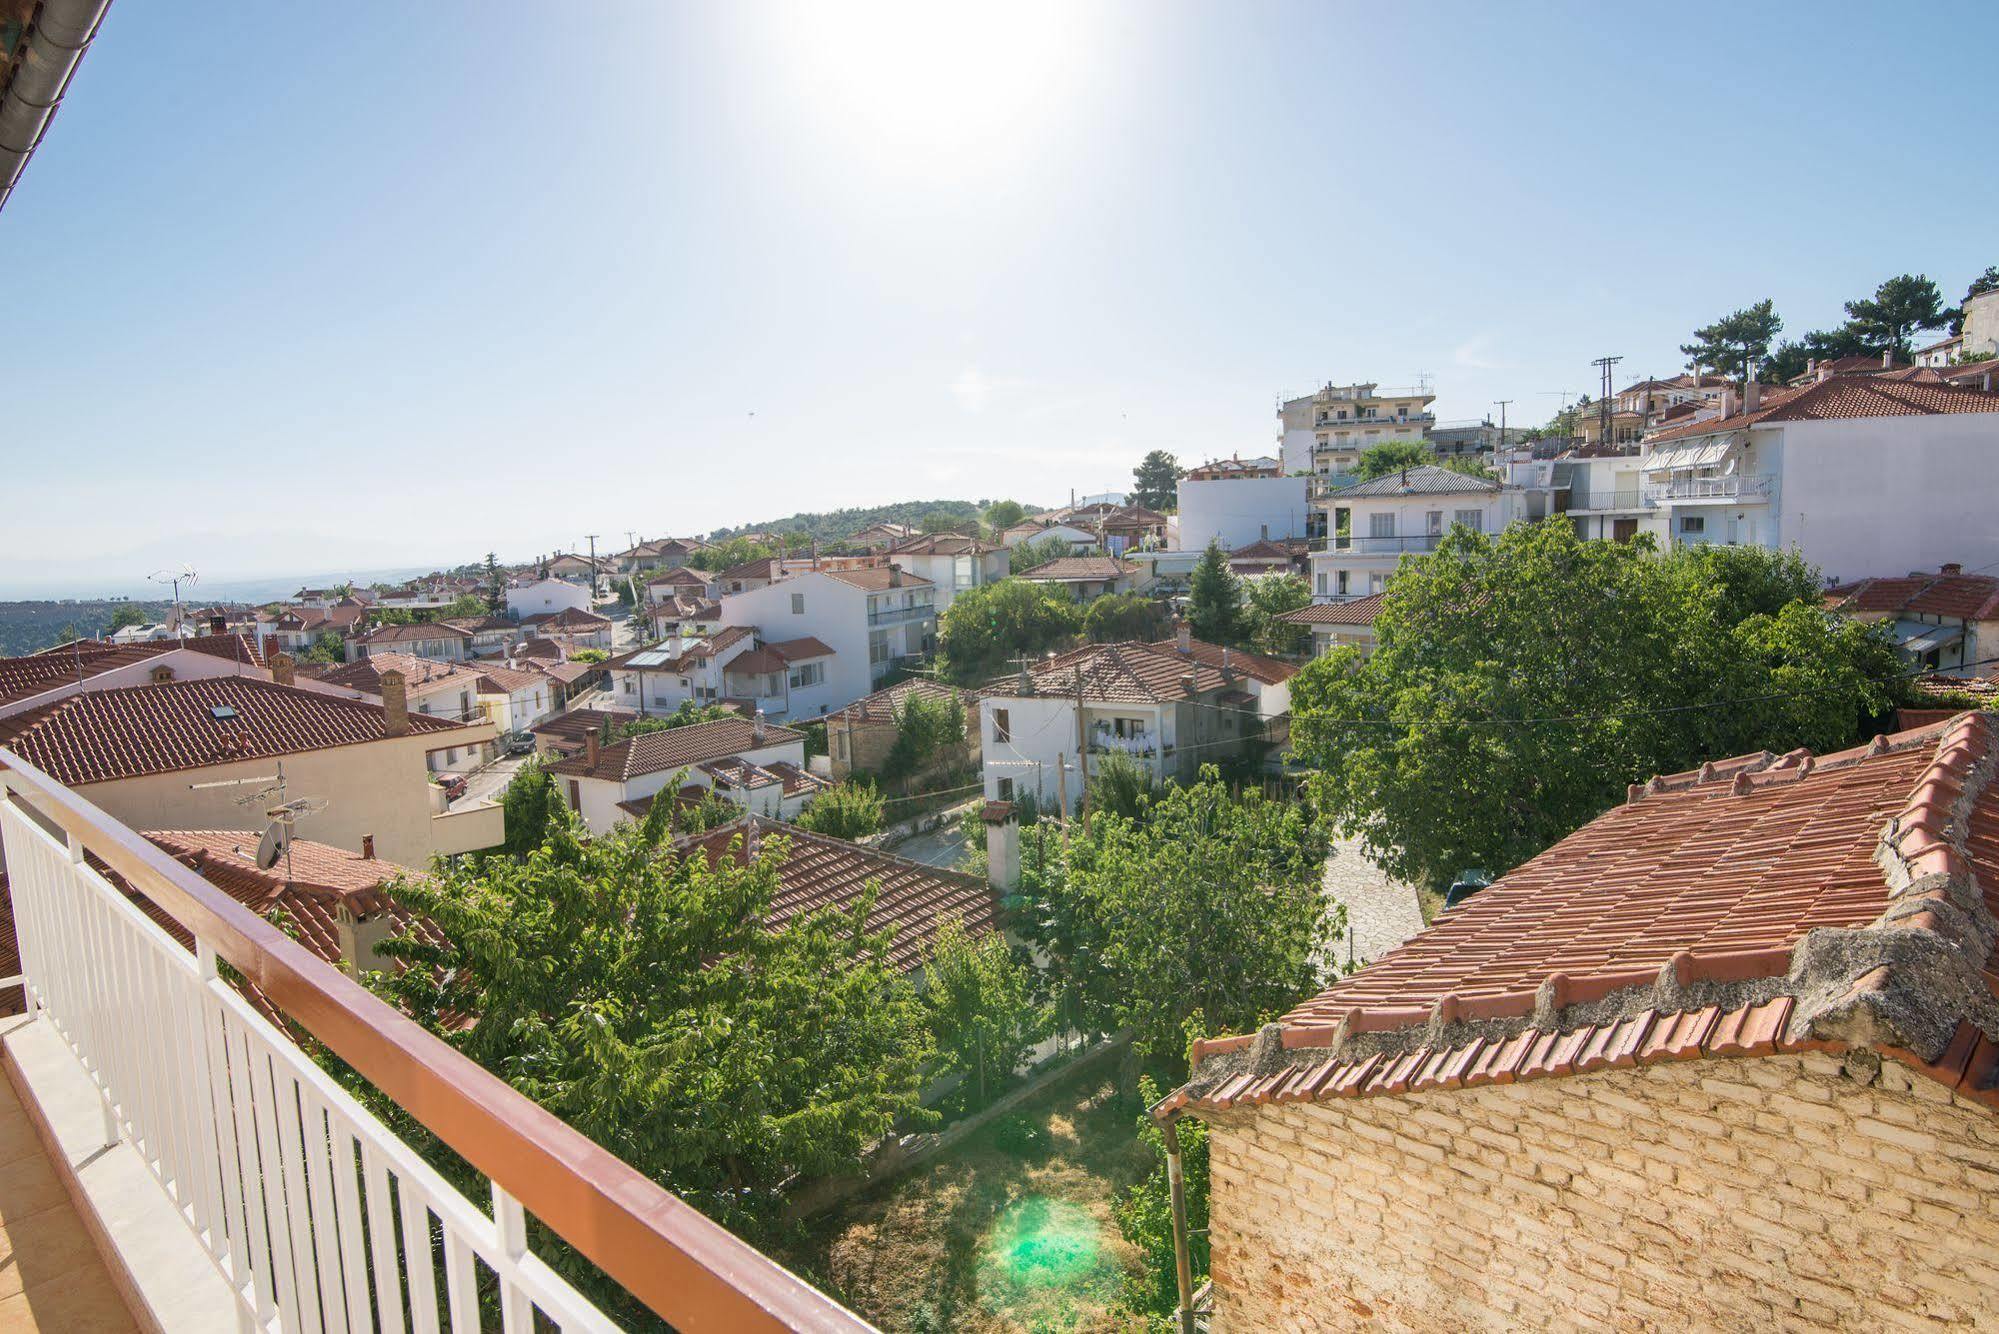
[0,747,872,1332]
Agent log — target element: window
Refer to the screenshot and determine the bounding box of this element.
[1369,513,1396,538]
[1336,570,1350,595]
[997,777,1015,801]
[1453,509,1483,532]
[1680,515,1706,535]
[791,593,805,615]
[1315,572,1327,595]
[788,662,824,689]
[622,677,635,695]
[1426,510,1444,536]
[993,707,1011,742]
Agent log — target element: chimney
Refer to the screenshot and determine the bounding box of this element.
[1182,670,1199,697]
[752,708,767,745]
[361,834,376,859]
[1260,522,1269,542]
[379,669,410,736]
[584,728,601,769]
[1882,348,1893,369]
[270,652,296,688]
[335,903,394,977]
[983,801,1020,892]
[1220,647,1236,684]
[1175,619,1192,654]
[209,613,227,637]
[150,664,174,684]
[1743,373,1760,414]
[1941,563,1963,577]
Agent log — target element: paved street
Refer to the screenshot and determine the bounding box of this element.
[451,752,534,809]
[1322,833,1425,970]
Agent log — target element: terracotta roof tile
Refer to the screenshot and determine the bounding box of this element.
[1281,593,1386,627]
[1018,556,1139,582]
[0,677,468,786]
[546,715,803,782]
[1645,376,1999,444]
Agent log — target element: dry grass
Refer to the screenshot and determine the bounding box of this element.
[785,1064,1157,1333]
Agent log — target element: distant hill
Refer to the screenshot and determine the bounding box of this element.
[0,600,173,657]
[708,499,1044,545]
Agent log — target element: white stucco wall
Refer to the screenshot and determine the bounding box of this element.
[1768,413,1999,583]
[506,579,592,618]
[568,737,807,833]
[1176,476,1313,550]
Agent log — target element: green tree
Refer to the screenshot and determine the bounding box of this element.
[1130,450,1182,511]
[792,780,887,839]
[1762,324,1876,384]
[1844,274,1947,358]
[499,759,568,856]
[1009,533,1074,575]
[984,499,1028,533]
[1086,749,1158,822]
[1083,591,1164,643]
[879,691,967,783]
[107,603,148,631]
[687,535,779,572]
[616,700,733,738]
[373,820,934,1243]
[919,510,967,535]
[938,578,1084,681]
[1186,540,1243,647]
[568,648,608,664]
[484,552,503,606]
[1679,298,1783,378]
[922,916,1048,1104]
[1950,265,1999,337]
[1241,573,1312,656]
[1017,769,1333,1065]
[1114,1076,1209,1323]
[300,631,347,665]
[440,593,489,620]
[1290,521,1899,890]
[1351,439,1435,481]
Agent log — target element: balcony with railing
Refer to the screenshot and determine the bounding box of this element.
[1566,487,1653,512]
[0,748,871,1333]
[1644,474,1776,503]
[1087,723,1160,758]
[867,602,937,626]
[1310,533,1446,556]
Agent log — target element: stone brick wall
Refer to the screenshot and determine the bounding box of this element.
[1203,1051,1999,1331]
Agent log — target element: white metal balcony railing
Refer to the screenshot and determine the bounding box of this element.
[0,750,869,1334]
[1314,412,1436,429]
[1309,534,1447,555]
[867,603,936,626]
[1645,474,1776,502]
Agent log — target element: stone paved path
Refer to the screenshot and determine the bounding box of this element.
[1322,833,1426,970]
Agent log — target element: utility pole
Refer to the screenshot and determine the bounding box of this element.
[1590,356,1622,447]
[584,534,601,601]
[1056,754,1070,838]
[1493,399,1512,450]
[1073,666,1090,830]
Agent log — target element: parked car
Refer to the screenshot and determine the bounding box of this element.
[501,730,537,755]
[439,775,469,801]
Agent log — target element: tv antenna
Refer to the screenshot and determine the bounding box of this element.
[147,565,199,643]
[189,760,329,885]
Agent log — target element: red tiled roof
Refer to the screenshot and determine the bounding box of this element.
[1163,637,1296,686]
[359,619,473,644]
[1280,593,1386,626]
[546,715,804,783]
[528,708,637,750]
[828,679,972,728]
[0,637,267,710]
[888,534,1002,556]
[646,567,712,587]
[0,677,468,786]
[474,663,552,695]
[1826,568,1999,622]
[519,607,612,630]
[1646,376,1999,443]
[606,625,754,673]
[987,638,1236,705]
[676,817,998,972]
[718,558,785,583]
[308,652,487,698]
[726,637,837,676]
[820,566,934,591]
[1019,556,1139,581]
[1163,715,1999,1117]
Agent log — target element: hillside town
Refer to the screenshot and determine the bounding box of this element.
[5,5,1999,1333]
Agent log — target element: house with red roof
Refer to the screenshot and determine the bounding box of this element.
[1161,712,1999,1330]
[1826,562,1999,673]
[719,566,937,711]
[545,714,813,833]
[0,634,269,720]
[1280,590,1386,658]
[1637,374,1999,582]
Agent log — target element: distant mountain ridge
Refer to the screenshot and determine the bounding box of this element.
[707,499,1044,544]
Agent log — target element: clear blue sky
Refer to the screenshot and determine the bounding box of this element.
[5,0,1994,595]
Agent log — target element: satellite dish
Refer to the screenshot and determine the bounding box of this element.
[254,821,287,870]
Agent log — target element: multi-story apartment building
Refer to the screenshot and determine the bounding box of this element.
[719,566,937,713]
[1277,381,1436,478]
[1309,464,1504,600]
[885,534,1008,614]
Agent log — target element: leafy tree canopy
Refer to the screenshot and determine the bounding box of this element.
[1009,533,1074,576]
[108,603,149,630]
[1762,324,1875,384]
[373,820,935,1236]
[938,578,1083,681]
[1844,273,1947,358]
[1290,522,1901,890]
[1130,450,1182,511]
[1351,439,1435,481]
[1016,768,1334,1066]
[687,535,779,572]
[1241,573,1312,656]
[923,916,1048,1104]
[1679,298,1783,378]
[616,700,734,738]
[1083,591,1165,644]
[984,499,1028,533]
[791,780,887,839]
[300,631,348,666]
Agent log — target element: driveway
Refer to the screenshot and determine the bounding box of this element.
[1322,834,1425,971]
[451,752,534,809]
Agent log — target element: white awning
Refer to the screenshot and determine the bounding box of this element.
[1642,437,1734,473]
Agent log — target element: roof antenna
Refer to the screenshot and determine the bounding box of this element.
[147,565,199,643]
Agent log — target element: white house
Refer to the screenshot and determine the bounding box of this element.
[349,620,474,663]
[978,636,1268,815]
[544,714,812,833]
[1636,374,1999,582]
[1281,592,1386,658]
[1001,518,1099,553]
[645,567,715,603]
[608,626,757,715]
[886,535,1009,614]
[1017,556,1142,602]
[1175,474,1313,553]
[1825,563,1999,673]
[518,607,614,651]
[1309,465,1503,600]
[0,635,270,721]
[299,652,491,773]
[717,636,841,722]
[474,662,558,733]
[506,577,592,620]
[719,566,937,711]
